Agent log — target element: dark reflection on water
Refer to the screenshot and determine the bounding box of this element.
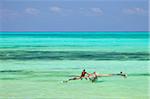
[0,51,149,60]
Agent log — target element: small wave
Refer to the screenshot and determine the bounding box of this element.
[0,70,24,73]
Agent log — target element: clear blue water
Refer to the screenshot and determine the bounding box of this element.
[0,32,149,99]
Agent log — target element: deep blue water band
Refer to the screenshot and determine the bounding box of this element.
[0,51,149,60]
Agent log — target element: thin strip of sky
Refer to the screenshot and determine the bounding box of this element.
[0,0,149,31]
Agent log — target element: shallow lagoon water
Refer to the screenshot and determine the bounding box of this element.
[0,32,149,99]
[0,60,149,99]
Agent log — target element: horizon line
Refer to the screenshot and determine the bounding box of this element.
[0,31,149,32]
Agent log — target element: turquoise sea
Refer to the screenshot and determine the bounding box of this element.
[0,32,149,99]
